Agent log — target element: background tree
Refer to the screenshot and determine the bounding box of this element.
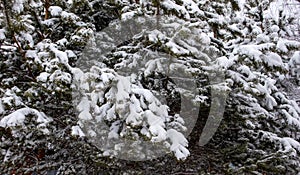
[1,0,300,174]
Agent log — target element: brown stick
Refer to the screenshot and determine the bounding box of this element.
[44,0,50,20]
[155,0,160,28]
[12,35,24,55]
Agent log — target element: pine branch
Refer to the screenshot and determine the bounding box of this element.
[31,10,45,41]
[2,0,25,56]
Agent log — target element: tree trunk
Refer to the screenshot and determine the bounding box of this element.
[188,104,210,148]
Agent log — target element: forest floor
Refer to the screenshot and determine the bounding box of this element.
[113,145,226,175]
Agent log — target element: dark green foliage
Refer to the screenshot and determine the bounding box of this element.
[1,0,300,174]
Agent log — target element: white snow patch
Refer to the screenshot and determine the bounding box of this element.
[20,32,34,48]
[257,34,270,43]
[239,45,262,61]
[49,44,69,64]
[264,52,283,67]
[0,108,52,127]
[277,39,288,53]
[162,0,190,19]
[290,51,300,65]
[0,101,4,114]
[200,33,211,45]
[271,25,280,33]
[108,121,120,139]
[78,110,92,121]
[37,72,50,82]
[25,50,40,63]
[0,29,6,40]
[12,0,24,13]
[42,19,58,26]
[0,45,17,51]
[121,11,136,20]
[145,110,167,142]
[281,137,300,154]
[182,0,204,16]
[49,6,63,16]
[215,56,232,68]
[61,11,79,21]
[71,126,85,137]
[56,38,68,46]
[167,129,189,160]
[77,97,92,120]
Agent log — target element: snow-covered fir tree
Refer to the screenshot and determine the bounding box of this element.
[0,0,300,174]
